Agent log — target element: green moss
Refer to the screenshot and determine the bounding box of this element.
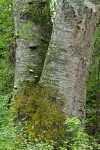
[13,85,66,147]
[25,0,51,25]
[19,23,33,40]
[18,1,52,40]
[46,43,57,62]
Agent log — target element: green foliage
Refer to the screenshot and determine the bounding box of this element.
[0,95,17,150]
[0,0,99,149]
[0,0,15,146]
[18,0,51,24]
[0,89,99,149]
[86,22,100,139]
[0,0,14,49]
[13,85,66,148]
[0,0,14,95]
[0,93,54,149]
[61,117,94,150]
[1,98,100,150]
[0,53,14,95]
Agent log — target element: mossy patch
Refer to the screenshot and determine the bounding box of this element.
[46,42,58,63]
[13,84,66,147]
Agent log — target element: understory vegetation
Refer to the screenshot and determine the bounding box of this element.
[0,95,99,150]
[86,21,100,143]
[0,0,100,149]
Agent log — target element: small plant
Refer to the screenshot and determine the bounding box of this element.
[60,117,100,150]
[0,95,17,150]
[13,85,66,148]
[0,97,100,150]
[0,0,14,96]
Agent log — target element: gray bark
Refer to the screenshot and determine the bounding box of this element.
[14,0,52,88]
[40,0,100,120]
[14,0,100,121]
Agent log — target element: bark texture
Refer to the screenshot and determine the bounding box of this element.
[40,0,100,120]
[14,0,52,88]
[14,0,100,121]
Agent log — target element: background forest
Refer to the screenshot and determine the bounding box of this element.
[0,0,100,149]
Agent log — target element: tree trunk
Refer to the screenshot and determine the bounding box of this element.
[14,0,52,88]
[40,0,100,120]
[14,0,100,121]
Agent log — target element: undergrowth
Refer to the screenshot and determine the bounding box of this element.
[0,90,100,150]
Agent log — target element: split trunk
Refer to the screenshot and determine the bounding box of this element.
[14,0,100,121]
